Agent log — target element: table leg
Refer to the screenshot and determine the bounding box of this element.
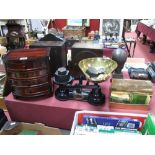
[124,42,131,57]
[137,31,141,38]
[149,42,155,53]
[132,42,137,57]
[142,34,147,44]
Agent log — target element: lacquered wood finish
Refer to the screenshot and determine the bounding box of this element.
[3,48,53,99]
[29,41,67,75]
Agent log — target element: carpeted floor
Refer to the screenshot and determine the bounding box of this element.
[125,32,155,61]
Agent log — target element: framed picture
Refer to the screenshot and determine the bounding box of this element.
[102,19,121,35]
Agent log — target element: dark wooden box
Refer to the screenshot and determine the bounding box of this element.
[30,41,67,76]
[69,42,104,77]
[3,48,53,99]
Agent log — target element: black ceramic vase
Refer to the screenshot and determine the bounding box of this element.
[112,48,128,78]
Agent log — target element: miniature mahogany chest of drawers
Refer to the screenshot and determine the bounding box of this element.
[3,48,53,99]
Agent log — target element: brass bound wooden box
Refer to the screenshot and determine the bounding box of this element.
[110,79,153,111]
[3,48,53,99]
[62,26,85,39]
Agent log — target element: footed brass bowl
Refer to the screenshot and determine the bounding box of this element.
[79,57,117,82]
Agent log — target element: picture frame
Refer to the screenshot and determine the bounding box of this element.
[102,19,121,35]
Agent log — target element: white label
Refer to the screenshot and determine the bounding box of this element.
[19,57,28,60]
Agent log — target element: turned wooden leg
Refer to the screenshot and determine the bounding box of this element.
[142,34,147,44]
[137,31,141,38]
[132,41,137,57]
[150,41,155,53]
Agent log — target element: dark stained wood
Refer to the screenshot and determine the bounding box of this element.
[3,48,53,99]
[6,20,25,50]
[69,42,104,78]
[30,41,67,75]
[30,41,65,47]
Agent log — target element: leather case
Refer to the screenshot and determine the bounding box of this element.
[128,67,149,80]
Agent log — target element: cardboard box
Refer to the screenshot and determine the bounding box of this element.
[0,121,62,135]
[141,114,155,135]
[70,111,147,135]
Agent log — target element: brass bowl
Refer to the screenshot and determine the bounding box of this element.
[79,57,117,82]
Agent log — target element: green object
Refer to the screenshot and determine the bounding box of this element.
[99,128,115,134]
[18,129,38,135]
[110,96,130,103]
[110,91,151,105]
[110,91,130,103]
[114,129,141,135]
[141,114,155,135]
[130,93,150,104]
